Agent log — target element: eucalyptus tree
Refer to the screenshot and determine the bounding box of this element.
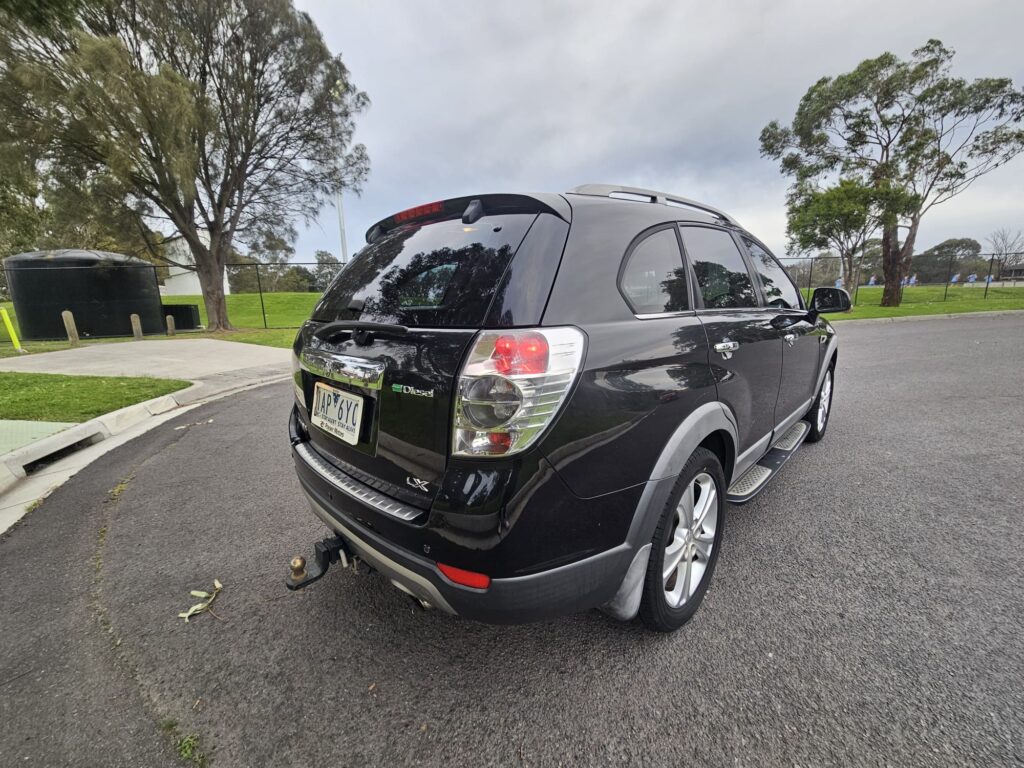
[0,0,369,329]
[761,40,1024,306]
[785,178,881,292]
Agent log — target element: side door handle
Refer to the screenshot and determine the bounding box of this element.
[783,333,796,347]
[713,340,739,359]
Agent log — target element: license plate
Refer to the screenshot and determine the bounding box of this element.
[310,382,364,445]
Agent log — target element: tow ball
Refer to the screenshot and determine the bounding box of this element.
[286,535,354,590]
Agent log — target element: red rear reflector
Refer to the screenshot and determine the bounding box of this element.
[492,332,549,375]
[487,431,512,453]
[394,201,444,223]
[437,562,491,589]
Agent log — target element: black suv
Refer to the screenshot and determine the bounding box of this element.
[287,184,849,632]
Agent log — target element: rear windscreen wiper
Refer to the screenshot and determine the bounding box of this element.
[313,320,409,341]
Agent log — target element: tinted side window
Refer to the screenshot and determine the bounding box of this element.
[619,228,689,314]
[743,237,801,310]
[681,227,758,309]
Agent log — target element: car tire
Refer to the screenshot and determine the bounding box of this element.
[639,447,725,633]
[804,362,834,444]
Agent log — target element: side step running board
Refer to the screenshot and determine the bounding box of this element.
[727,420,810,504]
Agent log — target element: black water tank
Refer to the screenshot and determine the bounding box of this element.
[5,250,164,341]
[162,303,201,330]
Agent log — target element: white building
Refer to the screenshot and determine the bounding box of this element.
[160,232,231,297]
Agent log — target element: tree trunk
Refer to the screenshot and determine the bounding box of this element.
[189,240,233,332]
[898,216,921,284]
[880,223,902,307]
[842,252,857,294]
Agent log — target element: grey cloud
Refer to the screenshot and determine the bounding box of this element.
[295,0,1024,259]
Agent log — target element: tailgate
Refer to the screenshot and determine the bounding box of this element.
[295,206,548,511]
[298,328,477,510]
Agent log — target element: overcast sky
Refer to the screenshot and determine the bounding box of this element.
[292,0,1024,262]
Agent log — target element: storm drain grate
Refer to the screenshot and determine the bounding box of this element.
[772,420,809,452]
[728,465,772,497]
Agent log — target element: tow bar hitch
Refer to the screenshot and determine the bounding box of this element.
[286,535,353,590]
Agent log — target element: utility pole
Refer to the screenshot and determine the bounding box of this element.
[335,192,350,266]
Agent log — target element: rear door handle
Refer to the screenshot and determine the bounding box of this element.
[714,340,739,359]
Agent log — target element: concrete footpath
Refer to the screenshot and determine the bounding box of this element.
[0,339,291,530]
[0,337,289,379]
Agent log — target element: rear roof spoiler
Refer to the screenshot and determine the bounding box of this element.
[568,183,738,227]
[365,193,571,244]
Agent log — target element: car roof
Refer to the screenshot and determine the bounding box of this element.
[364,186,742,245]
[565,183,739,227]
[562,190,728,230]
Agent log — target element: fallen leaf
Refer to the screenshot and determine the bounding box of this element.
[177,579,224,623]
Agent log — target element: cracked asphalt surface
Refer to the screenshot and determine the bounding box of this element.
[1,313,1022,767]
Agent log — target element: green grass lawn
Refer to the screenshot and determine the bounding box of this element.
[199,328,298,348]
[4,284,1022,358]
[1,296,298,357]
[0,371,191,422]
[162,292,319,329]
[806,284,1024,321]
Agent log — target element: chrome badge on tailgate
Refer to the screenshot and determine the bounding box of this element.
[300,348,386,390]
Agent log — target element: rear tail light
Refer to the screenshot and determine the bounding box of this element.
[492,332,549,374]
[452,327,586,457]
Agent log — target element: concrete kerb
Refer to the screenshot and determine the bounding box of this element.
[0,372,289,497]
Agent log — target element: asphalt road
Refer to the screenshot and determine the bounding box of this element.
[2,313,1022,767]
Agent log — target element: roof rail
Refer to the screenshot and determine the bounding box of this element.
[569,183,738,227]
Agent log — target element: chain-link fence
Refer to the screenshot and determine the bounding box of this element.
[778,252,1024,307]
[0,261,346,341]
[4,252,1024,345]
[213,261,345,329]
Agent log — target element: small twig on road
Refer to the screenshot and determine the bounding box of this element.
[178,579,224,623]
[0,668,34,689]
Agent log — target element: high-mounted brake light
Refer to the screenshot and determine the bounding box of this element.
[452,327,586,457]
[437,562,491,590]
[393,201,444,223]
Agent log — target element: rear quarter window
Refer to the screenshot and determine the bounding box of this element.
[312,214,536,327]
[619,227,689,314]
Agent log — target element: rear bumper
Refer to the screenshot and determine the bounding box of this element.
[292,442,634,624]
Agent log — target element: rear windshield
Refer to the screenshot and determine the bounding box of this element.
[312,214,536,327]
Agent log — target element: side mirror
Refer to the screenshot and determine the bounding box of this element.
[810,287,852,314]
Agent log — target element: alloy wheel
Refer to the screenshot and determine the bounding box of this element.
[663,472,718,608]
[817,369,833,431]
